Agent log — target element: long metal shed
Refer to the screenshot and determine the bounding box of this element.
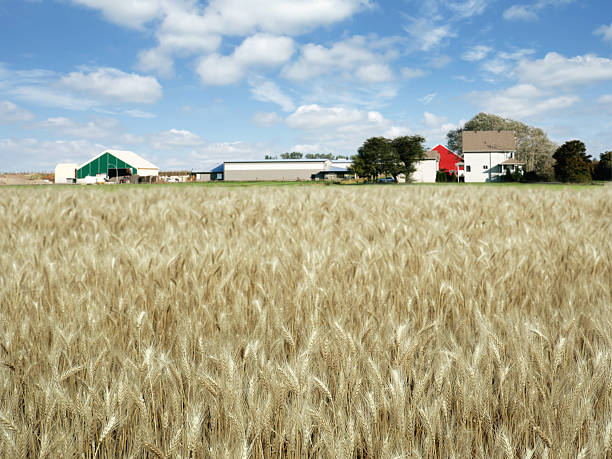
[76,150,159,179]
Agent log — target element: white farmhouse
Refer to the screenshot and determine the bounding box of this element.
[461,131,524,182]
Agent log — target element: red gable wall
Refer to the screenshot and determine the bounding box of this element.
[431,145,463,172]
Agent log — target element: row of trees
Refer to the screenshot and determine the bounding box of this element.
[553,141,612,182]
[264,152,350,160]
[349,136,426,181]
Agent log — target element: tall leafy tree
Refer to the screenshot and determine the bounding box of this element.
[552,140,592,183]
[350,137,383,180]
[391,135,426,177]
[593,151,612,181]
[447,113,556,177]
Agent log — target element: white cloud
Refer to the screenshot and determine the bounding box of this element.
[419,93,437,105]
[503,0,575,21]
[124,109,156,119]
[0,100,34,122]
[595,23,612,43]
[249,78,295,112]
[38,117,120,140]
[0,137,105,171]
[404,18,456,52]
[462,45,492,62]
[197,34,295,85]
[467,84,579,119]
[60,68,162,104]
[598,94,612,104]
[137,48,176,79]
[355,63,394,83]
[503,5,537,21]
[150,128,204,150]
[421,112,459,145]
[282,35,395,83]
[69,0,167,29]
[286,104,408,154]
[13,86,97,111]
[479,48,535,77]
[252,112,282,126]
[516,53,612,88]
[401,68,428,79]
[427,55,452,69]
[448,0,488,18]
[77,0,370,77]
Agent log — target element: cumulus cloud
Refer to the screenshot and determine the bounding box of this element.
[421,112,460,145]
[516,52,612,88]
[595,23,612,43]
[60,68,162,104]
[462,45,492,62]
[286,104,409,154]
[282,35,395,83]
[150,128,204,150]
[249,78,295,112]
[197,34,295,85]
[467,84,579,119]
[77,0,370,77]
[38,117,121,140]
[0,100,34,122]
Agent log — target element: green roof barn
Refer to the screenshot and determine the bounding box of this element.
[76,150,159,179]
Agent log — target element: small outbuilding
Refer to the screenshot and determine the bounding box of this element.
[54,163,78,184]
[76,150,159,179]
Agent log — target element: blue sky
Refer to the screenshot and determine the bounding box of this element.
[1,0,611,171]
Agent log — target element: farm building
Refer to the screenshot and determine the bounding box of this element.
[76,150,159,180]
[410,149,439,183]
[462,131,524,182]
[431,144,463,175]
[196,159,353,182]
[54,163,78,184]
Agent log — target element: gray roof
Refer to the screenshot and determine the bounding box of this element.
[462,131,516,153]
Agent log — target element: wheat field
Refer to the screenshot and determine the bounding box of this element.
[0,184,611,458]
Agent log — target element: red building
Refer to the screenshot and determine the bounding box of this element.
[431,144,463,174]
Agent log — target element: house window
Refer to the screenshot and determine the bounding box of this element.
[466,165,471,172]
[483,165,487,170]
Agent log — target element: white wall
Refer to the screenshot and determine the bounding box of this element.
[411,159,437,183]
[224,161,327,171]
[54,163,77,183]
[136,167,159,177]
[463,152,512,182]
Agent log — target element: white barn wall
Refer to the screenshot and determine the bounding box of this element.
[54,163,77,183]
[411,159,437,183]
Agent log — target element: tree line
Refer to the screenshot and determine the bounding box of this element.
[349,136,427,181]
[265,152,350,160]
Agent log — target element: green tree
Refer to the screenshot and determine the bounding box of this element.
[552,140,592,183]
[350,137,398,181]
[447,113,556,177]
[593,151,612,181]
[280,151,303,159]
[391,135,426,178]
